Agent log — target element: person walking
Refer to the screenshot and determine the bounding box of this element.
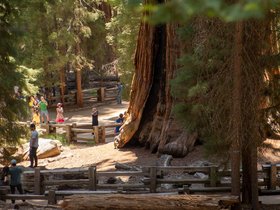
[116,82,123,104]
[29,124,39,168]
[8,159,24,204]
[55,103,64,123]
[39,96,50,123]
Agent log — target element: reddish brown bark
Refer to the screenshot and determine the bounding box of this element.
[116,1,196,157]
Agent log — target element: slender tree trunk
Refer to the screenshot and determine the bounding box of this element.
[60,67,65,104]
[231,21,243,197]
[76,68,83,107]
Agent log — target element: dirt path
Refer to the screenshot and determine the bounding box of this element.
[10,101,280,206]
[20,99,209,170]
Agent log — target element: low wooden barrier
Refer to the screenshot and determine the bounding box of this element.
[47,87,118,107]
[20,164,280,195]
[37,122,123,144]
[1,164,280,205]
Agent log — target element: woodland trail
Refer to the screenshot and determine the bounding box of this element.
[15,102,280,206]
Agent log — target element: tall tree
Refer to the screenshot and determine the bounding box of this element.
[106,0,141,98]
[119,0,280,208]
[0,0,28,147]
[18,0,113,107]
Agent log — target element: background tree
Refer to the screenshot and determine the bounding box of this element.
[18,0,113,107]
[0,0,30,147]
[106,0,141,98]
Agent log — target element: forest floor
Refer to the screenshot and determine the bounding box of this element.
[18,101,280,170]
[3,101,280,208]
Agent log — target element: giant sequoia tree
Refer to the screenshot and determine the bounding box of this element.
[117,0,280,208]
[116,0,196,157]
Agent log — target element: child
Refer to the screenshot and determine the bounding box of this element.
[115,113,124,134]
[56,103,64,123]
[32,107,40,125]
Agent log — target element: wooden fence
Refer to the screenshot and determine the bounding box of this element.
[17,121,122,144]
[1,164,280,204]
[47,87,118,107]
[39,122,122,144]
[18,164,280,193]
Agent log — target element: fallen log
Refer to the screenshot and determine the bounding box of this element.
[115,163,141,171]
[61,194,239,210]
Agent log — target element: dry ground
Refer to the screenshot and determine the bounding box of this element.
[20,100,280,170]
[14,101,280,206]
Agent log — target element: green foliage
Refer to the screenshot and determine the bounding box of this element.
[107,0,142,98]
[144,0,280,158]
[17,0,109,90]
[41,133,68,145]
[0,0,29,146]
[141,0,276,24]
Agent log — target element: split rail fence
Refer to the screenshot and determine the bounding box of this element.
[47,87,118,107]
[1,164,280,204]
[20,122,122,144]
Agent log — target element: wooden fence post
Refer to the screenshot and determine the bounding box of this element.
[269,164,277,190]
[97,87,105,102]
[50,125,56,134]
[89,166,97,191]
[100,126,106,143]
[150,167,157,193]
[34,168,41,195]
[72,123,77,143]
[48,189,57,205]
[210,166,218,187]
[65,124,73,144]
[93,126,99,144]
[45,124,50,135]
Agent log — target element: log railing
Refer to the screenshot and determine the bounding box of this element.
[1,164,279,204]
[46,87,118,107]
[20,164,280,194]
[19,122,123,144]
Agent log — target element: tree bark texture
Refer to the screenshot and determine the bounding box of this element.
[61,194,239,210]
[117,0,197,157]
[60,67,66,104]
[230,21,243,197]
[76,68,83,107]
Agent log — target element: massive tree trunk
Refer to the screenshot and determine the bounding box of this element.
[117,0,197,157]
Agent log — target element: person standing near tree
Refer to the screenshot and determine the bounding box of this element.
[29,124,39,168]
[92,107,99,126]
[116,82,123,104]
[39,96,50,123]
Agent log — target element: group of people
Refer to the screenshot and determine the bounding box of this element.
[0,123,39,204]
[29,95,50,124]
[92,107,125,134]
[29,95,64,125]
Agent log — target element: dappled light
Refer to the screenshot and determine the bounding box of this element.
[0,0,280,209]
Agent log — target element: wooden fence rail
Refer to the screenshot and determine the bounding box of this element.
[47,87,118,107]
[20,121,123,144]
[19,164,280,195]
[1,164,280,204]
